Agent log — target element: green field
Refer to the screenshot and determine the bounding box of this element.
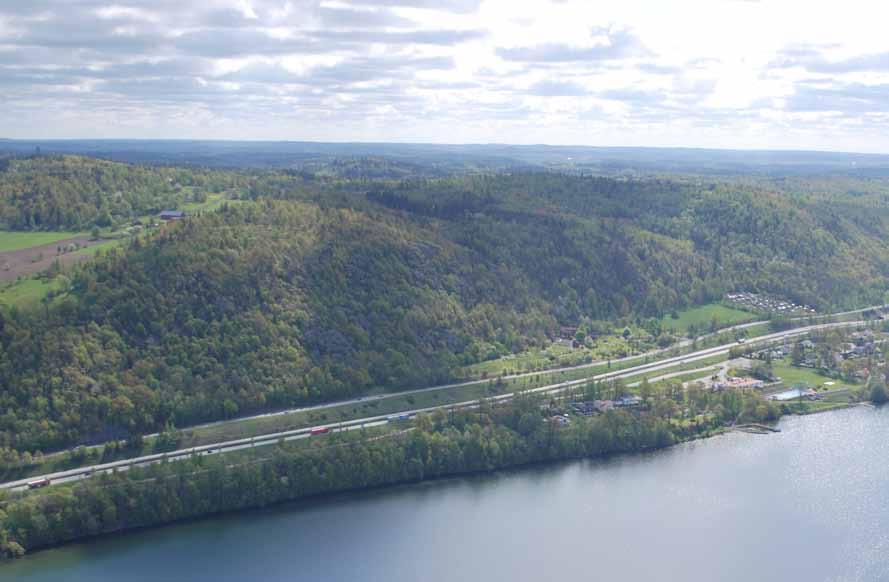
[460,343,588,378]
[181,192,232,213]
[645,369,717,388]
[770,360,856,390]
[0,240,123,308]
[0,278,59,308]
[459,330,650,379]
[0,230,84,252]
[662,303,757,333]
[70,238,123,258]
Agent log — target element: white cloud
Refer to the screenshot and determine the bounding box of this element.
[2,0,889,151]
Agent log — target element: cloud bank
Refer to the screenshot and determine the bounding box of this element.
[2,0,889,152]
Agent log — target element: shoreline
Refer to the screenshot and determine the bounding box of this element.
[8,398,872,563]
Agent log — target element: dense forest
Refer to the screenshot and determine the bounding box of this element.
[0,156,245,229]
[366,173,889,313]
[0,387,783,560]
[0,157,889,455]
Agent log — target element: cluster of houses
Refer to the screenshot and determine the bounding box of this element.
[725,292,816,315]
[554,325,590,349]
[552,395,643,426]
[751,330,882,383]
[802,332,878,377]
[753,343,792,362]
[568,394,643,416]
[754,330,880,372]
[128,210,186,233]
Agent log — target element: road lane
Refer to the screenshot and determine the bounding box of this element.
[3,318,865,492]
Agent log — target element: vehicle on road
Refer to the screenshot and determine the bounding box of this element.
[387,414,412,423]
[310,427,330,435]
[27,478,51,489]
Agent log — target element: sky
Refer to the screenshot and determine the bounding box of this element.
[2,0,889,152]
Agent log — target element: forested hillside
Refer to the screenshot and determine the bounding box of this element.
[367,174,889,312]
[0,156,244,229]
[1,163,889,454]
[0,201,557,451]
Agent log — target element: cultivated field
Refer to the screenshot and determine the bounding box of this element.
[0,236,95,282]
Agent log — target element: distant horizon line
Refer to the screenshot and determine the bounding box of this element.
[2,137,889,158]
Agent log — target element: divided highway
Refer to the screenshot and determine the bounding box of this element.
[2,318,865,493]
[143,302,886,439]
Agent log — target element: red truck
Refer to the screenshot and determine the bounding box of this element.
[310,426,330,436]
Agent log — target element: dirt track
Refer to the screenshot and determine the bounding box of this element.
[0,237,95,282]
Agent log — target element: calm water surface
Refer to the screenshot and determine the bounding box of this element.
[6,405,889,582]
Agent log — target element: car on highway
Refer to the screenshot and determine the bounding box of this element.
[310,427,330,435]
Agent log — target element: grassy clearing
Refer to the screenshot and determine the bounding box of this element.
[768,359,862,415]
[622,355,727,387]
[181,192,233,214]
[739,322,770,338]
[459,333,648,379]
[0,240,124,308]
[0,278,58,308]
[770,359,856,390]
[461,343,590,378]
[0,231,85,252]
[647,370,717,388]
[662,303,756,333]
[70,238,124,257]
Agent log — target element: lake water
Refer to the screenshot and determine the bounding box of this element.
[6,405,889,582]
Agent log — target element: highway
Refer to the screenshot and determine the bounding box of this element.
[3,317,866,493]
[2,419,391,493]
[91,314,761,442]
[30,306,775,464]
[144,302,886,438]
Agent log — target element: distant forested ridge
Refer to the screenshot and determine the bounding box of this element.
[0,160,889,453]
[0,155,244,229]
